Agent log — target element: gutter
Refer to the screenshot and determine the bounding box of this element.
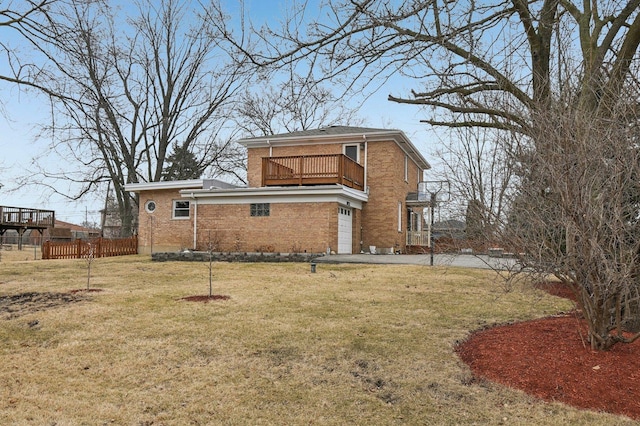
[190,193,198,250]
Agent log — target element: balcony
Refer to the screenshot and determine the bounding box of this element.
[262,154,364,191]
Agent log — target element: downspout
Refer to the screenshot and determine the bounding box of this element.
[267,139,272,157]
[363,135,368,192]
[191,193,198,250]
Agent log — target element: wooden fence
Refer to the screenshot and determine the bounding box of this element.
[42,236,138,260]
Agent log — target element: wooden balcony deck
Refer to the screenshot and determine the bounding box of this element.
[262,154,364,191]
[0,206,55,230]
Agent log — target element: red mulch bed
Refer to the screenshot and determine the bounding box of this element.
[456,281,640,420]
[181,295,230,303]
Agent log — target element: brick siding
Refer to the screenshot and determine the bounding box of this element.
[361,141,422,252]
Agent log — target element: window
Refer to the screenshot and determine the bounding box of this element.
[173,200,190,219]
[344,144,359,162]
[398,202,403,232]
[145,200,156,213]
[250,203,270,217]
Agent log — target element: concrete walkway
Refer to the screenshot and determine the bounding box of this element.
[313,253,519,270]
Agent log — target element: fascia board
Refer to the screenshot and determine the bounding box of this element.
[125,179,203,192]
[180,185,367,209]
[238,129,402,148]
[393,132,431,170]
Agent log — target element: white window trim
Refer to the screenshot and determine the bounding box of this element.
[172,200,190,219]
[398,201,403,232]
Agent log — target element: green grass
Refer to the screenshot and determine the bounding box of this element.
[0,253,633,424]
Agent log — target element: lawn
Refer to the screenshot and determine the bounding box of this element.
[0,250,632,424]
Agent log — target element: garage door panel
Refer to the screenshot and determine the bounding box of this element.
[338,207,352,254]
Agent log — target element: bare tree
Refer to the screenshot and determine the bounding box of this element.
[433,124,515,240]
[0,1,56,91]
[6,0,250,235]
[236,66,362,137]
[219,0,640,135]
[502,87,640,350]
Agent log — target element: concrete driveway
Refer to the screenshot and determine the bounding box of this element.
[313,253,519,270]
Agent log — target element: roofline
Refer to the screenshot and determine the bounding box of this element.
[180,185,369,204]
[238,129,431,170]
[125,179,204,192]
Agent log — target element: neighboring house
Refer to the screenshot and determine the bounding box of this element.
[125,126,431,255]
[26,220,100,244]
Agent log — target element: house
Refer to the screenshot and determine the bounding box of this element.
[125,126,431,255]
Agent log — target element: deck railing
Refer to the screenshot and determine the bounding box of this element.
[262,154,364,190]
[42,236,138,260]
[0,206,55,228]
[407,230,430,247]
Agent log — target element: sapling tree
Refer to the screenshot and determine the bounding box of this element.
[207,231,214,298]
[84,241,95,291]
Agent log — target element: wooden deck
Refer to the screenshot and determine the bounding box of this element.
[0,206,55,250]
[261,154,365,190]
[0,206,55,230]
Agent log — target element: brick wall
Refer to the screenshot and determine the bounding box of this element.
[361,140,422,252]
[137,189,195,254]
[195,202,338,254]
[246,138,423,253]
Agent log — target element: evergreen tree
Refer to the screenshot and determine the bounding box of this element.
[161,143,204,181]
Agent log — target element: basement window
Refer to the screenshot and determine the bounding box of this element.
[172,200,190,219]
[250,203,270,217]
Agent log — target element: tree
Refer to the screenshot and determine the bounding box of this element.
[225,0,640,129]
[504,94,640,350]
[0,1,56,90]
[6,0,250,236]
[435,125,515,239]
[161,142,205,181]
[221,0,640,350]
[235,66,362,137]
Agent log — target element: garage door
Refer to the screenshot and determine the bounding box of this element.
[338,206,352,254]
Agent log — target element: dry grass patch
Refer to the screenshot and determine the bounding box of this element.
[0,254,632,424]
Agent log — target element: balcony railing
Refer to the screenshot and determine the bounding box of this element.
[262,154,364,191]
[407,230,430,247]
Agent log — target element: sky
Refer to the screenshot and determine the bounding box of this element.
[0,0,441,225]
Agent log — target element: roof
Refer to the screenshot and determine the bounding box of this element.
[238,125,431,170]
[240,126,394,141]
[125,178,240,193]
[53,220,99,232]
[180,184,368,209]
